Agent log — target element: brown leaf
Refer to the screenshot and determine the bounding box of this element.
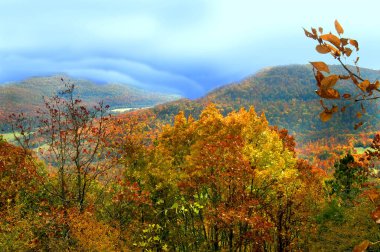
[344,48,352,57]
[342,93,351,99]
[340,38,348,46]
[354,121,364,130]
[318,27,323,34]
[339,75,350,80]
[310,61,330,73]
[320,33,341,48]
[326,44,341,56]
[321,75,339,90]
[353,240,370,252]
[334,20,344,35]
[315,71,325,87]
[311,28,317,36]
[331,105,338,113]
[341,106,346,112]
[316,45,331,54]
[350,39,359,51]
[320,111,332,122]
[303,28,317,39]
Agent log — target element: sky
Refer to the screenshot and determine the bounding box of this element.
[1,0,380,98]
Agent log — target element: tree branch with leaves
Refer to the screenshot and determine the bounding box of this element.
[304,20,380,129]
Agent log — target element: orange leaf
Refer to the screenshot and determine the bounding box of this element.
[357,112,362,118]
[353,240,370,252]
[321,75,339,90]
[350,39,359,51]
[359,80,370,92]
[316,45,331,54]
[320,111,332,122]
[325,88,340,99]
[342,93,351,99]
[310,61,330,73]
[320,33,341,48]
[334,20,344,35]
[316,88,340,99]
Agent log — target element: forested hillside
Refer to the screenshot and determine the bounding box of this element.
[0,75,180,122]
[154,65,380,143]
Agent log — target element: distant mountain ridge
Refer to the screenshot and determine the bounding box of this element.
[0,75,181,122]
[153,64,380,144]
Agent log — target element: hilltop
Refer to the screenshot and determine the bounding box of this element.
[0,75,181,122]
[153,64,380,144]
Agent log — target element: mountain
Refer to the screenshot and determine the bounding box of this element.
[153,64,380,144]
[0,75,181,122]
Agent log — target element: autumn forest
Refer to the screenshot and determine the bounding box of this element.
[1,21,380,252]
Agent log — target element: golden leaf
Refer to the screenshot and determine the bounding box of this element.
[353,240,370,252]
[316,45,331,54]
[320,33,341,48]
[320,111,332,122]
[310,61,330,73]
[334,20,344,35]
[321,75,339,90]
[350,39,359,51]
[357,112,362,118]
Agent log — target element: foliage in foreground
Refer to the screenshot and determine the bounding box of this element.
[2,101,380,251]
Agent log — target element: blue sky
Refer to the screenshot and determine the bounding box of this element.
[1,0,380,98]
